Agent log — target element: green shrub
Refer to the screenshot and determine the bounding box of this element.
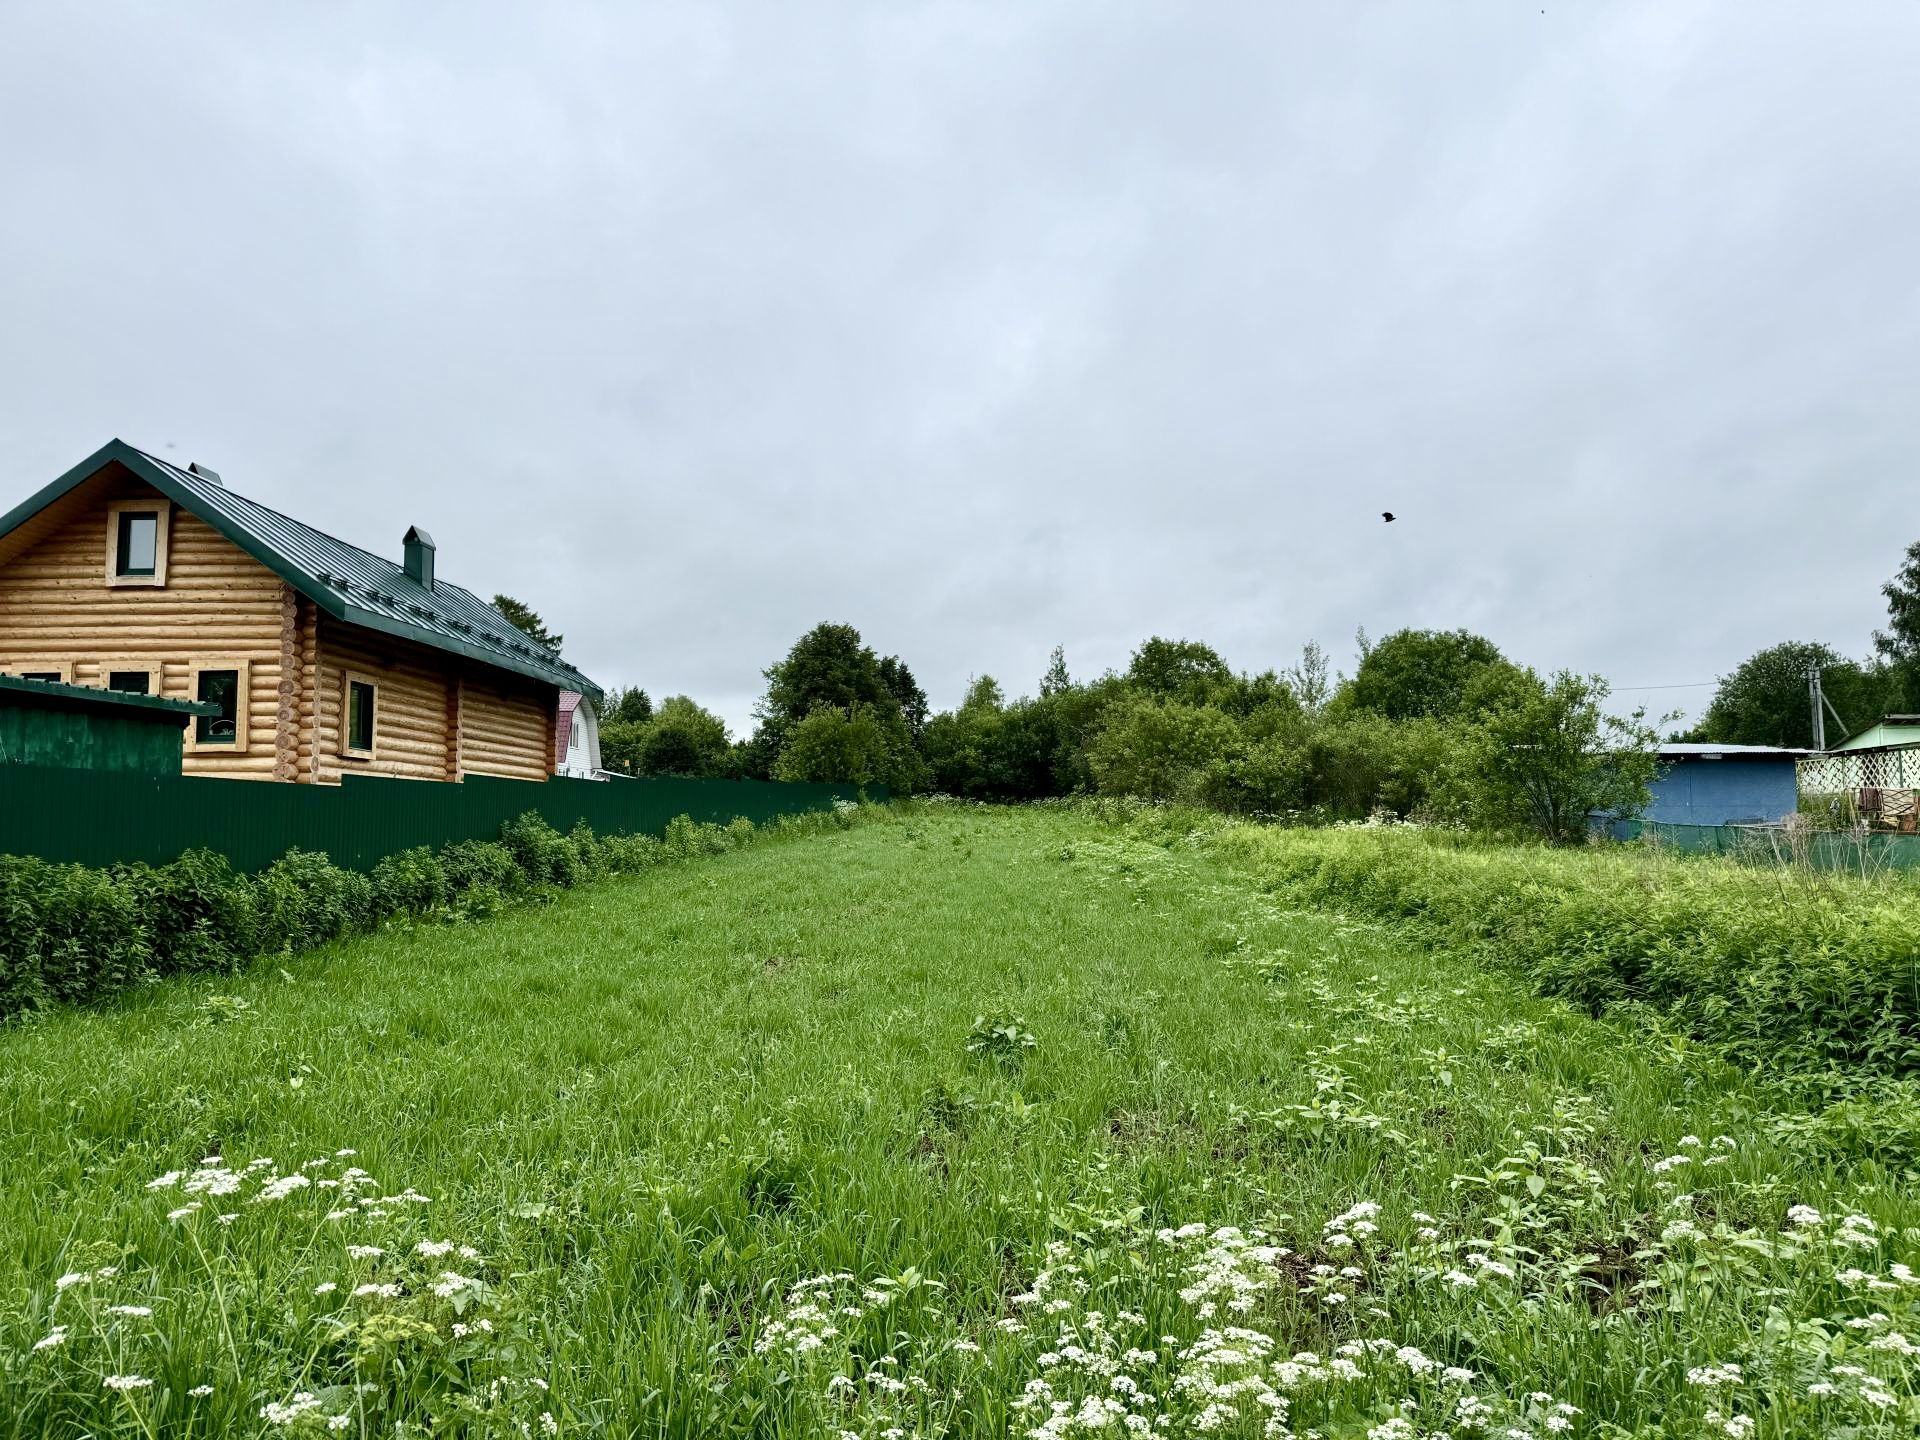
[439,839,523,897]
[116,849,257,975]
[0,856,150,1011]
[500,812,579,889]
[256,850,373,954]
[662,815,729,858]
[370,847,452,919]
[1207,823,1920,1077]
[1,799,881,1020]
[598,832,663,874]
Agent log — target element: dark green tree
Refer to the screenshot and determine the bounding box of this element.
[757,624,894,734]
[1876,541,1920,665]
[632,696,734,778]
[1348,628,1506,722]
[1126,637,1234,705]
[876,654,929,737]
[1040,646,1072,697]
[604,687,653,725]
[489,594,563,653]
[1698,642,1898,749]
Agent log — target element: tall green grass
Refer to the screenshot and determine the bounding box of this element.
[2,805,1918,1437]
[1204,821,1920,1077]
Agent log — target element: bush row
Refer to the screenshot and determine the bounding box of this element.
[0,804,872,1020]
[1200,820,1920,1078]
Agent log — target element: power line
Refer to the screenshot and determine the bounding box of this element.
[1612,681,1717,691]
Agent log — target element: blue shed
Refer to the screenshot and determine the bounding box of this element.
[1640,743,1807,826]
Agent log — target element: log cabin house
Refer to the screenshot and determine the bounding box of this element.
[0,439,601,783]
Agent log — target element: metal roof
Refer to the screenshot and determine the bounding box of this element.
[0,673,217,722]
[1657,743,1811,758]
[1834,720,1920,754]
[0,440,600,700]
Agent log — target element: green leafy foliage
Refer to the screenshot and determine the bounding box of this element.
[1696,640,1901,748]
[1442,669,1659,843]
[772,703,926,792]
[0,805,877,1020]
[1125,637,1234,705]
[1347,627,1508,722]
[1876,538,1920,667]
[1086,694,1244,803]
[1212,820,1920,1074]
[750,622,923,782]
[601,695,735,778]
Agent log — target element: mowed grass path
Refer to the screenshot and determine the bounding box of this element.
[2,806,1915,1437]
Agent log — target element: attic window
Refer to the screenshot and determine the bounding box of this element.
[105,501,171,587]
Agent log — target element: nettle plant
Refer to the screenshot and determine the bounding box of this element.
[20,1153,556,1436]
[965,1012,1039,1064]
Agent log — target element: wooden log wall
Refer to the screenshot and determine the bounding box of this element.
[460,680,554,783]
[313,622,455,785]
[0,470,285,780]
[0,465,562,788]
[312,623,555,786]
[274,585,299,782]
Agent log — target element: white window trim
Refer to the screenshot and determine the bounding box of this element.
[186,658,250,753]
[340,670,380,760]
[104,500,171,588]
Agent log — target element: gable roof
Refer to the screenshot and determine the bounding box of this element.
[0,440,599,700]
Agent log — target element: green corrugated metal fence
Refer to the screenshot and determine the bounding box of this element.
[0,766,880,873]
[1620,819,1920,873]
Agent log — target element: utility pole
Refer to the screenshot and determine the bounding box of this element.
[1806,663,1851,752]
[1809,663,1826,752]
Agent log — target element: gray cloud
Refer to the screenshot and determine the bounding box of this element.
[4,1,1915,733]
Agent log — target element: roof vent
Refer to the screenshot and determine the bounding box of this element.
[403,526,436,591]
[188,461,224,487]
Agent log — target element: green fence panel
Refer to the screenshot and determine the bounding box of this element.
[1619,819,1920,873]
[0,766,879,873]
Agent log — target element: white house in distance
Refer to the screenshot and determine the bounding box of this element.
[553,691,604,779]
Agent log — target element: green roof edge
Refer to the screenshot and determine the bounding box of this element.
[0,673,219,721]
[0,441,602,702]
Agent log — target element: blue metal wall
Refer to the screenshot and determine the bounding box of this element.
[1642,758,1797,825]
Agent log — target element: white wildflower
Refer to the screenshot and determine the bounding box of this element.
[255,1173,312,1203]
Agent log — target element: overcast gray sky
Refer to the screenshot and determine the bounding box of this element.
[3,3,1915,733]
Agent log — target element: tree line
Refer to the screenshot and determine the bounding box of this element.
[491,539,1920,843]
[591,623,1657,845]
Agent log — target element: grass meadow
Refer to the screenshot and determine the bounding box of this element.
[4,803,1918,1437]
